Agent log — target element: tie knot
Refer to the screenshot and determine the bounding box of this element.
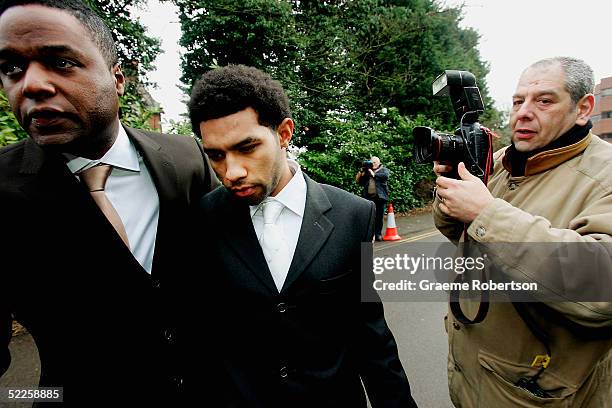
[262,199,284,225]
[79,163,112,192]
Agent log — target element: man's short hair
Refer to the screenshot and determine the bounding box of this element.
[0,0,118,68]
[530,57,595,105]
[188,65,292,137]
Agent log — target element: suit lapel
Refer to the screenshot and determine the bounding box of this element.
[126,127,182,276]
[218,193,279,294]
[19,139,83,199]
[281,175,334,292]
[125,127,179,204]
[17,139,143,266]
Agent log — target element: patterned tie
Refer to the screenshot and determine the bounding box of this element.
[79,164,130,248]
[260,198,291,291]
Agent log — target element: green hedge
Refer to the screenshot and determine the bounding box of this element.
[298,107,442,212]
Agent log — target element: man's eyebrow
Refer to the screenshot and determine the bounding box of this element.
[0,48,20,60]
[38,45,81,55]
[533,89,560,98]
[230,136,259,150]
[512,89,560,99]
[203,136,260,153]
[0,45,82,60]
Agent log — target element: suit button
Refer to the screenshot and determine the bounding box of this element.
[172,376,184,388]
[509,182,518,191]
[164,329,175,343]
[277,302,288,313]
[475,226,486,238]
[152,279,161,289]
[280,366,289,378]
[453,322,461,331]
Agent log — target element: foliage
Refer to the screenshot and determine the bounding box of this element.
[0,91,27,147]
[118,87,161,131]
[165,118,195,137]
[299,108,440,212]
[173,0,300,95]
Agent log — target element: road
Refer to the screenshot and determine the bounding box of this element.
[0,333,39,408]
[375,226,454,408]
[1,213,455,408]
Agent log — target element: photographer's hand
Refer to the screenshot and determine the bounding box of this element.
[433,161,452,177]
[436,162,493,223]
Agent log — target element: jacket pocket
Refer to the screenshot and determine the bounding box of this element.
[477,349,575,407]
[318,269,353,295]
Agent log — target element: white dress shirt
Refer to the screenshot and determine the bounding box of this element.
[250,160,307,291]
[65,126,160,274]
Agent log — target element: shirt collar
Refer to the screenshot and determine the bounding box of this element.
[64,125,140,174]
[250,160,307,218]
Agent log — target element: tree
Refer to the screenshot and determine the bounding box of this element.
[299,107,443,211]
[174,0,300,93]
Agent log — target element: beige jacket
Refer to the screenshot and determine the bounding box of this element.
[433,133,612,407]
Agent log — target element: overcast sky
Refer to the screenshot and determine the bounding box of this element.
[136,0,612,124]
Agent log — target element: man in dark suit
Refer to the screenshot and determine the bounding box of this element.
[188,65,417,407]
[0,1,216,405]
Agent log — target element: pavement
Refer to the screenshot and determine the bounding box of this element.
[374,211,455,408]
[379,209,439,242]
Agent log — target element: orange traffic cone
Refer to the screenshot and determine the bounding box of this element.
[383,203,402,241]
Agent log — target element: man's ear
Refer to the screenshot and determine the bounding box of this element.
[112,63,125,97]
[575,94,595,126]
[277,118,294,149]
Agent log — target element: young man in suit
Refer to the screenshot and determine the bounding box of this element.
[189,65,417,407]
[0,1,216,405]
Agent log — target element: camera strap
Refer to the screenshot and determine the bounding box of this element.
[449,229,490,324]
[449,125,494,325]
[449,279,490,324]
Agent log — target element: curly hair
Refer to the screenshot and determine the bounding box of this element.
[0,0,118,68]
[188,65,292,137]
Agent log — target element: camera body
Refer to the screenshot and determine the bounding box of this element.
[412,70,492,181]
[362,160,374,172]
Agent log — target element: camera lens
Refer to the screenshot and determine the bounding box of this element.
[413,126,464,164]
[437,132,464,163]
[413,127,435,164]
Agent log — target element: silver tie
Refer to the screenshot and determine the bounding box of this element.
[260,199,291,291]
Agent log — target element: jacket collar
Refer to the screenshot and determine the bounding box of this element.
[20,137,48,174]
[502,132,592,176]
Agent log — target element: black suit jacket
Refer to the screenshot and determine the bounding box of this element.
[195,174,416,408]
[0,127,216,406]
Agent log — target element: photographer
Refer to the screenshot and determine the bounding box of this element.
[356,156,389,241]
[433,57,612,407]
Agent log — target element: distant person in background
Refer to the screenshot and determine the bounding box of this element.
[356,156,389,241]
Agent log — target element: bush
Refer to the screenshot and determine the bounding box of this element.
[0,91,27,147]
[298,107,443,212]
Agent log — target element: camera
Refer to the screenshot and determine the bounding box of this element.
[362,160,374,171]
[412,70,493,181]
